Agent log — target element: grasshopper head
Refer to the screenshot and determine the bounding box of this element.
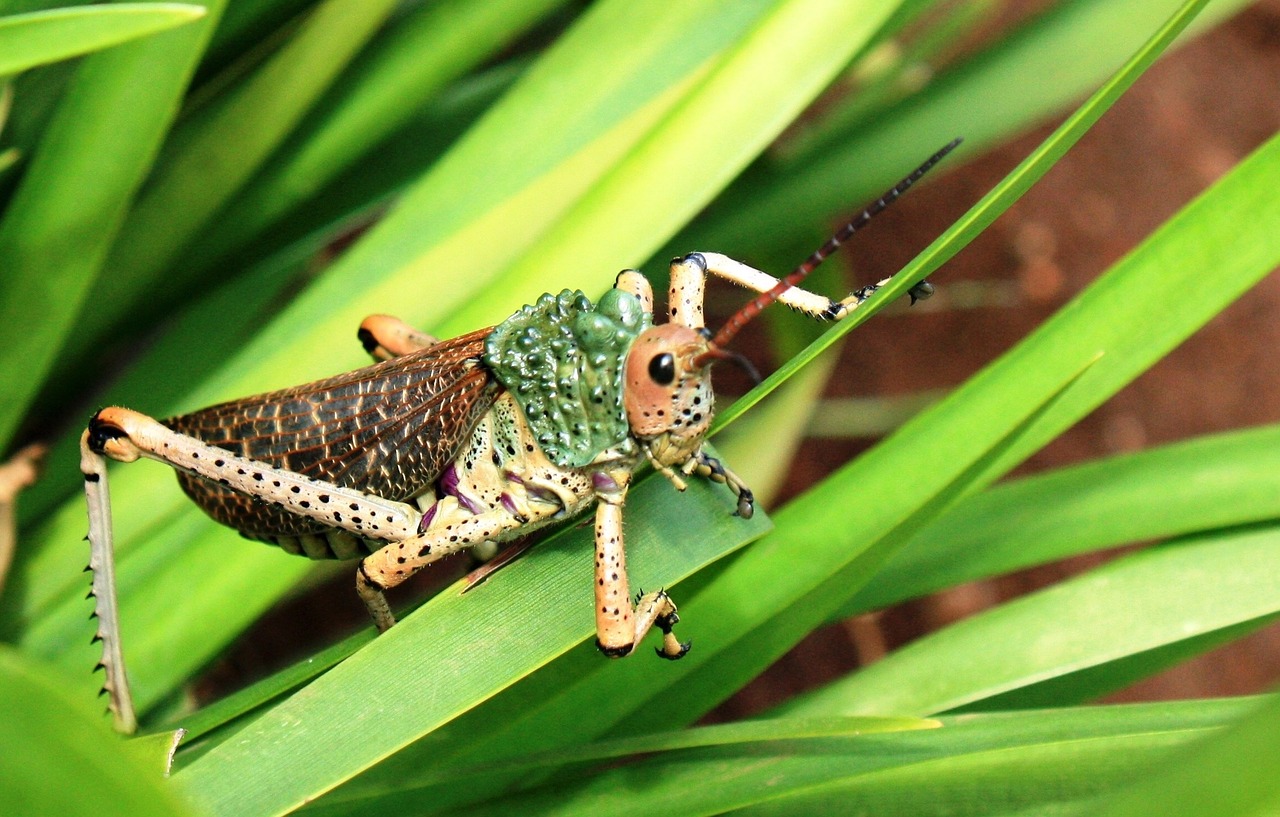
[624,324,714,467]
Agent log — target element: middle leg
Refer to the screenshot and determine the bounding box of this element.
[356,498,556,631]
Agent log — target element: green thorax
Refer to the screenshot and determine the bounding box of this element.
[484,288,650,468]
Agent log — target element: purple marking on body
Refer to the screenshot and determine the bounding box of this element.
[504,471,524,485]
[418,502,438,534]
[501,493,519,516]
[437,463,482,514]
[592,471,619,492]
[440,463,460,496]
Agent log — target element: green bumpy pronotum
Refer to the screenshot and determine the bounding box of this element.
[484,288,650,468]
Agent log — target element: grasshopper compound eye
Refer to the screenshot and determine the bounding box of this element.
[648,353,676,386]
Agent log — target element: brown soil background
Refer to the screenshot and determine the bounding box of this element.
[203,1,1280,718]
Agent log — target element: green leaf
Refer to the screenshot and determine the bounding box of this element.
[1094,693,1280,817]
[847,423,1280,615]
[452,700,1251,817]
[0,3,206,76]
[0,646,195,817]
[203,0,315,67]
[0,0,222,450]
[307,716,936,816]
[782,527,1280,717]
[190,0,570,266]
[429,0,909,338]
[714,0,1217,432]
[172,471,772,817]
[665,59,1280,733]
[67,0,402,360]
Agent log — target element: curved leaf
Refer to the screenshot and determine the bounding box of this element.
[783,527,1280,717]
[446,700,1250,817]
[0,647,195,817]
[847,423,1280,615]
[0,3,205,75]
[173,472,771,817]
[0,0,221,450]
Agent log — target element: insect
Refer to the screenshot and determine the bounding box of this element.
[81,139,959,733]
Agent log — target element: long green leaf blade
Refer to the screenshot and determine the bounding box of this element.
[657,81,1280,735]
[173,474,772,817]
[447,700,1251,817]
[0,3,204,75]
[0,0,222,450]
[69,0,401,355]
[685,0,1252,262]
[1094,693,1280,817]
[783,527,1280,717]
[0,647,195,817]
[846,423,1280,615]
[191,0,569,265]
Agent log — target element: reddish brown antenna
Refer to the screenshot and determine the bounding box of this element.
[706,138,961,353]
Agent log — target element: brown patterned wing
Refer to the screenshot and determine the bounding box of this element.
[164,328,500,540]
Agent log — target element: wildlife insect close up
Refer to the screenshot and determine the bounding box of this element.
[82,142,957,733]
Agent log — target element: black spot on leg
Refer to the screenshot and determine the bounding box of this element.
[83,473,100,483]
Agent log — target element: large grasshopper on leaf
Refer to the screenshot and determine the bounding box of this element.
[81,140,959,733]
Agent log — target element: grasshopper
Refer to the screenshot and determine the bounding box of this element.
[81,140,958,733]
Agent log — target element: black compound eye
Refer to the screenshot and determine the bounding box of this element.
[648,352,676,386]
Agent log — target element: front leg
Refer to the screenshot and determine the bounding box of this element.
[670,252,900,324]
[683,449,754,519]
[593,481,690,660]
